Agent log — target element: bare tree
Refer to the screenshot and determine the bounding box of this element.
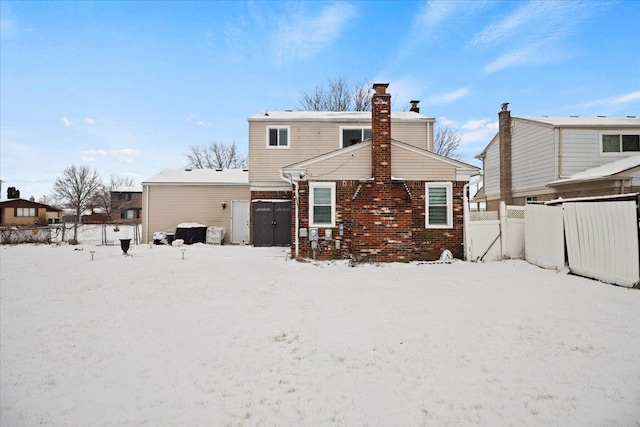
[52,165,102,242]
[434,125,462,159]
[298,76,372,111]
[185,141,247,169]
[93,174,136,221]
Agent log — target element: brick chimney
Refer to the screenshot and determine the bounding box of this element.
[498,102,513,205]
[371,83,391,182]
[409,100,420,113]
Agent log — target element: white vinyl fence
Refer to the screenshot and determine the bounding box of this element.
[465,202,525,262]
[525,200,639,288]
[524,204,565,271]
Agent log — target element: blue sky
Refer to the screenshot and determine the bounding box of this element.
[1,0,639,200]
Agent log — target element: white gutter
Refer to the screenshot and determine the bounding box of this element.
[279,171,299,258]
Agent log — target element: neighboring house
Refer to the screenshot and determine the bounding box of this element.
[476,104,640,210]
[141,168,250,244]
[0,197,62,226]
[254,83,478,261]
[111,186,143,223]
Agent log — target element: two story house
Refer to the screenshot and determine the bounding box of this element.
[249,83,479,261]
[111,186,143,223]
[476,104,640,210]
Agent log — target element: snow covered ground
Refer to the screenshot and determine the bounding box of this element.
[1,228,639,426]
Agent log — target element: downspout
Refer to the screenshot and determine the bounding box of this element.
[557,127,563,179]
[279,171,299,258]
[144,185,150,243]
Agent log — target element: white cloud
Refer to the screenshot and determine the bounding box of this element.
[80,148,141,163]
[112,149,142,163]
[612,91,640,105]
[577,90,640,109]
[185,114,207,126]
[273,2,358,66]
[61,117,72,127]
[80,149,107,162]
[84,118,95,124]
[471,1,593,73]
[426,87,469,105]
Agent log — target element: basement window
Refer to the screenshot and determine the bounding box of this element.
[602,133,640,154]
[341,127,371,148]
[267,126,289,148]
[425,182,452,228]
[309,182,335,227]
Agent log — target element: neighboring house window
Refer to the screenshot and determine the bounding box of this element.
[118,193,132,201]
[425,182,453,228]
[309,182,336,227]
[267,126,289,148]
[525,196,538,203]
[602,133,640,153]
[125,209,137,219]
[16,207,36,217]
[341,127,371,148]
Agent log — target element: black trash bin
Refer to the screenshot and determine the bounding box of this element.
[120,238,132,255]
[166,233,175,246]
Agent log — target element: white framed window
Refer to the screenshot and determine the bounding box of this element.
[309,182,336,227]
[267,126,289,148]
[601,132,640,154]
[425,182,453,228]
[341,127,371,148]
[125,209,137,219]
[16,207,36,217]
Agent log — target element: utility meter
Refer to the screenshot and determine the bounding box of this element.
[309,228,319,241]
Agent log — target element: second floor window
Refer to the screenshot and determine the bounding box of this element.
[602,134,640,153]
[268,127,289,148]
[342,127,371,148]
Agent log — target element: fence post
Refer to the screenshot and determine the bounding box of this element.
[500,201,507,259]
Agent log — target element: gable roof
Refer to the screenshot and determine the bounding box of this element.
[249,110,434,123]
[0,198,62,212]
[281,139,479,178]
[143,168,249,185]
[548,155,640,186]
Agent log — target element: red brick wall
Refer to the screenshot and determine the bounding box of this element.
[294,180,466,262]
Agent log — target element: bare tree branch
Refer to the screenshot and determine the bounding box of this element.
[52,165,102,242]
[434,125,462,159]
[298,76,372,111]
[93,174,136,221]
[185,141,247,169]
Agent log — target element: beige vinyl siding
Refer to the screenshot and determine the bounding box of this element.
[560,127,640,176]
[391,123,431,151]
[483,140,500,199]
[142,184,250,243]
[249,120,432,183]
[511,121,556,190]
[391,145,456,180]
[304,145,371,180]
